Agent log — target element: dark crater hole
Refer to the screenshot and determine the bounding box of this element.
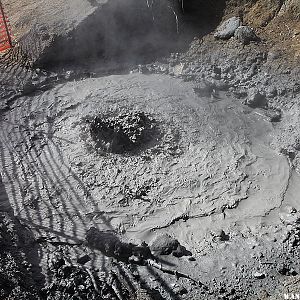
[88,111,157,154]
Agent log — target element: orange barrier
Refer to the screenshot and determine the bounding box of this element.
[0,1,12,52]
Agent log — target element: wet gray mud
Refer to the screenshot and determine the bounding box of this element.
[1,71,300,299]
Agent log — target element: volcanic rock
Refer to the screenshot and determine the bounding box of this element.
[234,26,260,45]
[214,17,242,40]
[149,234,191,257]
[245,88,267,108]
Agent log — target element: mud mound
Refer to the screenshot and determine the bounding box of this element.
[89,112,157,154]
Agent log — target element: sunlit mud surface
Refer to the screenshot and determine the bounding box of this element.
[1,73,300,298]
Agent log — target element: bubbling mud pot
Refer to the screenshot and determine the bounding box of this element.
[1,71,300,299]
[88,112,157,154]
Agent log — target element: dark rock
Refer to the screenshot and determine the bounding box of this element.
[149,234,191,257]
[213,66,222,75]
[245,88,267,108]
[268,109,282,122]
[277,264,298,276]
[172,244,192,258]
[234,26,260,45]
[277,265,290,275]
[175,286,188,295]
[214,17,242,40]
[150,234,179,255]
[280,149,296,160]
[219,230,230,241]
[289,269,298,276]
[77,255,91,265]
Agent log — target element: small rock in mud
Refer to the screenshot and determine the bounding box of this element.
[245,88,267,108]
[234,26,260,45]
[214,17,242,40]
[266,86,278,98]
[253,271,266,279]
[77,254,91,265]
[280,148,296,160]
[88,112,156,154]
[279,206,300,227]
[211,229,230,242]
[149,234,179,255]
[149,234,191,257]
[174,286,188,295]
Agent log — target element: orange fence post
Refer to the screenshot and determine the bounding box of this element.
[0,0,13,52]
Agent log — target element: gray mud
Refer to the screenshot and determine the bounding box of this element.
[1,70,300,299]
[1,0,300,298]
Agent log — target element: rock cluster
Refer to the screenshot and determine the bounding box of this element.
[42,251,121,300]
[214,17,242,40]
[234,26,260,45]
[214,17,260,45]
